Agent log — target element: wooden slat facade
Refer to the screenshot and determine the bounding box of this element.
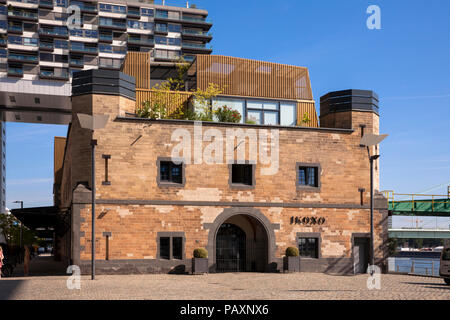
[121,52,318,127]
[136,89,193,117]
[194,55,313,101]
[121,51,151,90]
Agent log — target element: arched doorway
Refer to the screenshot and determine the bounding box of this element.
[215,214,268,272]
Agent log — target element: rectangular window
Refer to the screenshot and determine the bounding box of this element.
[231,164,254,187]
[159,237,170,260]
[298,238,319,258]
[280,102,296,126]
[172,237,182,260]
[297,165,319,188]
[158,233,185,260]
[141,8,154,17]
[168,23,181,33]
[158,158,184,186]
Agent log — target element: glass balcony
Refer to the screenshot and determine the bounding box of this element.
[128,37,154,46]
[99,4,126,14]
[0,37,6,45]
[39,0,53,6]
[8,24,23,33]
[8,53,38,62]
[99,18,126,29]
[70,1,97,12]
[70,58,83,66]
[181,16,211,23]
[127,8,140,16]
[39,42,53,50]
[8,67,23,76]
[182,42,210,49]
[70,43,97,53]
[39,27,68,37]
[40,68,69,79]
[11,0,39,4]
[182,29,212,37]
[7,10,38,19]
[99,33,113,41]
[155,25,168,33]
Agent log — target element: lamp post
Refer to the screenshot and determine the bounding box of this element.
[13,200,23,254]
[77,113,109,280]
[359,133,388,273]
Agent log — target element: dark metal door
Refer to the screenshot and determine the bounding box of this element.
[354,238,369,274]
[216,223,246,272]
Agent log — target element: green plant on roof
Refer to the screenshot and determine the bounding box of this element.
[299,112,311,126]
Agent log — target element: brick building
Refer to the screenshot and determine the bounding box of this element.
[54,54,388,274]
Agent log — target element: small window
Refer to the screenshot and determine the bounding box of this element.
[172,237,183,260]
[160,161,182,184]
[158,233,185,260]
[298,238,319,258]
[296,163,320,191]
[230,164,254,187]
[159,237,170,260]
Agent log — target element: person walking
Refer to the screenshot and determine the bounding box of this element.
[24,246,30,276]
[0,246,4,279]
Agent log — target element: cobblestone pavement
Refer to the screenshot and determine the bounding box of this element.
[1,272,449,300]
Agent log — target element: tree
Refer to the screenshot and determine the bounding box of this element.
[0,213,35,246]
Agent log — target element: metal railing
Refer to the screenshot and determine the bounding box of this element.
[388,257,440,277]
[383,190,450,213]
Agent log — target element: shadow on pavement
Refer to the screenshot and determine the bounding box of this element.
[0,280,26,300]
[12,254,67,277]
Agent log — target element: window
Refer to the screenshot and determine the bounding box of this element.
[443,248,450,261]
[280,102,296,126]
[212,98,244,123]
[141,8,154,17]
[296,163,320,191]
[159,237,170,259]
[168,23,181,33]
[157,232,185,260]
[172,237,182,260]
[298,237,319,258]
[230,163,254,188]
[157,158,185,186]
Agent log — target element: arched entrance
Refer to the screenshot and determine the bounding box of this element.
[215,214,268,272]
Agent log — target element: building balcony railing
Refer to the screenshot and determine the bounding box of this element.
[7,10,38,20]
[39,0,53,7]
[99,59,122,69]
[181,16,212,24]
[38,27,68,37]
[7,25,23,33]
[70,43,98,53]
[70,1,97,13]
[69,58,83,66]
[128,37,154,46]
[182,29,212,37]
[39,41,53,50]
[9,0,38,4]
[8,67,23,76]
[8,53,38,62]
[99,19,126,29]
[182,42,211,50]
[40,69,69,79]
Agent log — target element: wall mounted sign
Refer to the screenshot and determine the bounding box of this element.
[290,216,326,226]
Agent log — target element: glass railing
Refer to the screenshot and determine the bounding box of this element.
[70,1,97,12]
[0,38,6,45]
[182,29,212,37]
[70,59,83,66]
[7,11,38,19]
[182,42,210,49]
[128,37,154,45]
[127,8,140,16]
[39,0,53,6]
[40,42,53,50]
[9,53,38,62]
[99,59,122,69]
[69,29,98,38]
[10,0,38,4]
[39,28,68,36]
[181,16,211,23]
[99,18,126,28]
[155,25,168,33]
[70,43,97,53]
[8,24,22,32]
[8,36,39,46]
[8,67,23,76]
[40,69,69,78]
[99,33,113,41]
[99,4,126,14]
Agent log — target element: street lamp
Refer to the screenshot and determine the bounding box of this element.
[77,113,109,280]
[360,133,388,273]
[13,200,23,252]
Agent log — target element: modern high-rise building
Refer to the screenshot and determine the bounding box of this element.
[0,0,213,124]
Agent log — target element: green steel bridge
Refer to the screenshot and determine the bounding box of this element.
[384,189,450,239]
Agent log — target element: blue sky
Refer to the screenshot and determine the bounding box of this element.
[6,0,450,210]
